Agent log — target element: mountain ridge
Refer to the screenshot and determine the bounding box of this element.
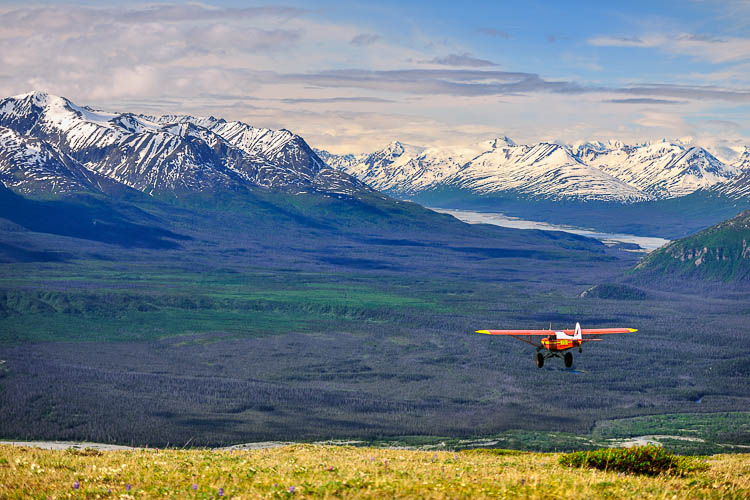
[318,137,743,203]
[0,92,366,199]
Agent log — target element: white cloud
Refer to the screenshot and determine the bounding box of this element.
[589,33,750,63]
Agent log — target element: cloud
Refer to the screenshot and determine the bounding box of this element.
[616,83,750,102]
[702,119,741,132]
[0,2,746,153]
[280,97,395,104]
[676,33,725,43]
[588,36,646,47]
[477,28,511,39]
[420,53,498,67]
[588,33,750,63]
[280,69,750,102]
[280,69,587,96]
[606,98,685,105]
[349,33,381,46]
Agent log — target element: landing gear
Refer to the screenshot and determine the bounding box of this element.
[564,352,573,368]
[536,352,544,368]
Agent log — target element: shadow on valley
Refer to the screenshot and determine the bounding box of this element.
[0,186,188,250]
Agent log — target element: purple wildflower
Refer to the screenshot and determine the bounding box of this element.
[126,484,131,491]
[107,488,111,493]
[273,483,278,488]
[218,487,224,496]
[521,479,526,486]
[432,453,437,462]
[454,454,458,460]
[370,456,374,462]
[73,481,80,490]
[192,483,198,490]
[289,486,295,493]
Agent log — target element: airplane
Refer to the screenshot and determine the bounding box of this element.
[475,322,637,368]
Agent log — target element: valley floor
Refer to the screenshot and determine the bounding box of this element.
[1,444,747,499]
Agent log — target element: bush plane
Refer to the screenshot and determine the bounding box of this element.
[475,322,637,368]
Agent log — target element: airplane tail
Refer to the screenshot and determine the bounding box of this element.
[574,322,582,340]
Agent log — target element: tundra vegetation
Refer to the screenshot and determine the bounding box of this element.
[1,444,747,499]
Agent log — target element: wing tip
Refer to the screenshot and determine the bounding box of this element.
[628,328,638,333]
[475,330,490,334]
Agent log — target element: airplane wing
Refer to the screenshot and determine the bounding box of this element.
[580,328,637,335]
[475,328,637,335]
[476,330,553,335]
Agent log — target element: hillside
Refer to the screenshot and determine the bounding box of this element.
[1,445,747,499]
[634,210,750,281]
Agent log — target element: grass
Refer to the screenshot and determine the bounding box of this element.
[1,444,747,499]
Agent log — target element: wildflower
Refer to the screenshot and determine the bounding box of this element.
[192,483,198,490]
[107,488,111,493]
[454,454,458,460]
[521,479,526,486]
[73,481,80,490]
[273,483,278,488]
[126,484,131,491]
[289,486,295,493]
[218,487,224,496]
[432,454,437,462]
[370,456,374,462]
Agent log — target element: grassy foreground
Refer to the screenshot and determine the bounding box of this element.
[1,445,748,499]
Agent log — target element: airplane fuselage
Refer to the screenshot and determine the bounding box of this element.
[540,335,582,352]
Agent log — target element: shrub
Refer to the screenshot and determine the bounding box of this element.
[559,446,708,476]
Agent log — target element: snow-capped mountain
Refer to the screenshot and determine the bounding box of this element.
[706,170,750,200]
[731,147,750,172]
[0,125,102,195]
[0,92,365,197]
[576,140,736,198]
[450,141,647,202]
[321,137,742,203]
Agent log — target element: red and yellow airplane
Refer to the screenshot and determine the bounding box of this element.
[476,322,637,368]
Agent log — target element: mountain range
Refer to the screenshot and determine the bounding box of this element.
[319,138,748,203]
[0,92,366,199]
[1,91,749,244]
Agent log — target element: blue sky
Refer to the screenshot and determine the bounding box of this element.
[1,0,748,156]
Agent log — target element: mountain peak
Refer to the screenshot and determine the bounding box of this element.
[10,91,70,109]
[490,136,516,148]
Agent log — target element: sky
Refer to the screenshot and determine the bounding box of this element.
[0,0,749,157]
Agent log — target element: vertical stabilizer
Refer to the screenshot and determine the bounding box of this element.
[574,322,582,340]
